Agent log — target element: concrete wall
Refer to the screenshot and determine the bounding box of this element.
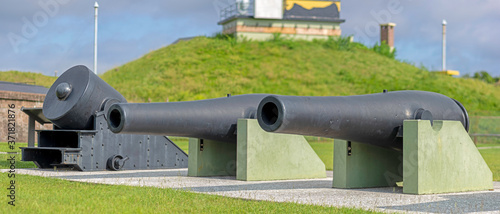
[0,90,52,143]
[236,31,338,41]
[222,18,341,41]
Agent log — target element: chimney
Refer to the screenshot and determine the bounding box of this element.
[380,23,396,50]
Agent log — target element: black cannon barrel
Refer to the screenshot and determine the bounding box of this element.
[107,94,270,143]
[43,65,127,130]
[257,91,469,149]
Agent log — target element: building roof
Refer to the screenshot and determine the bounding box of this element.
[0,81,49,94]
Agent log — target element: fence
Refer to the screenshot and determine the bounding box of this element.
[220,0,255,21]
[469,116,500,145]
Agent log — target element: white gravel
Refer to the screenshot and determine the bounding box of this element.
[3,168,499,213]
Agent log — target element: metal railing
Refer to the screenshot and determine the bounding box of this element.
[220,0,255,21]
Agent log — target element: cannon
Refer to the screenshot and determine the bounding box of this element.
[257,90,469,149]
[21,65,188,171]
[107,94,270,143]
[43,65,127,130]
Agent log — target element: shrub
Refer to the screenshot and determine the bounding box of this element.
[372,41,396,59]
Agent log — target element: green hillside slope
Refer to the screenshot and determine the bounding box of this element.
[0,71,56,88]
[101,36,499,115]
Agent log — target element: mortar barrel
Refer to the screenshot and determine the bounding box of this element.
[43,65,127,130]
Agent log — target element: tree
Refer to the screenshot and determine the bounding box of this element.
[465,70,499,84]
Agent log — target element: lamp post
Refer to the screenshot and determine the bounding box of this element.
[94,2,99,74]
[442,19,447,71]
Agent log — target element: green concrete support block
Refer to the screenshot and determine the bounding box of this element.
[187,138,236,177]
[333,140,402,188]
[403,120,493,194]
[236,119,326,181]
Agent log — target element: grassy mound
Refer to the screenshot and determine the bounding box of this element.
[1,37,498,115]
[101,37,499,115]
[0,71,56,88]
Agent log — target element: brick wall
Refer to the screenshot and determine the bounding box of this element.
[380,24,395,48]
[0,90,52,143]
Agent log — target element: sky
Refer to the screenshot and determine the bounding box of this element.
[0,0,499,77]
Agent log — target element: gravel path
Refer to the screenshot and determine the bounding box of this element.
[4,168,499,213]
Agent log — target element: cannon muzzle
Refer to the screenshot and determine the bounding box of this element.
[107,94,269,143]
[257,91,469,149]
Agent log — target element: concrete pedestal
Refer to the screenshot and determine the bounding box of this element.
[188,119,326,181]
[333,120,493,194]
[236,119,325,181]
[333,140,402,188]
[402,120,493,194]
[187,138,236,176]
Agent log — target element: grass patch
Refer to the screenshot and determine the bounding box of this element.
[476,144,500,148]
[0,173,378,213]
[170,137,189,154]
[0,142,36,169]
[0,154,36,169]
[309,141,334,170]
[0,71,56,88]
[479,148,500,181]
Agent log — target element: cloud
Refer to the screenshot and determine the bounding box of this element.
[0,0,222,75]
[0,0,499,77]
